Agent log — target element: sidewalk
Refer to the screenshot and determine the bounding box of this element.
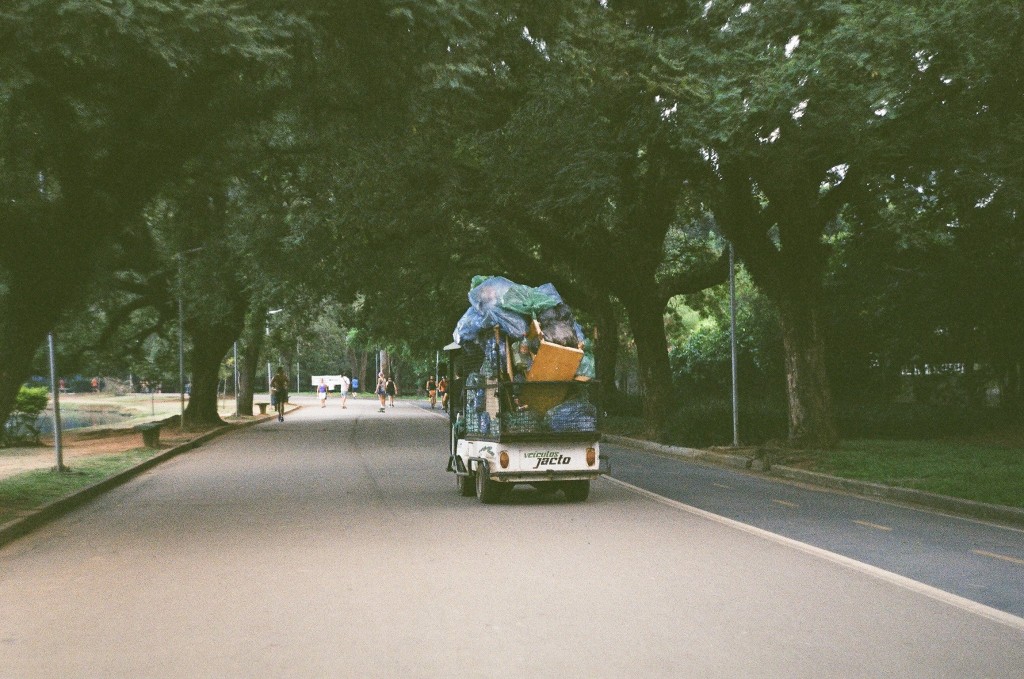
[0,407,298,549]
[603,434,1024,529]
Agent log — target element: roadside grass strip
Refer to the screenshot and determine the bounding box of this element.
[799,439,1024,509]
[0,449,158,526]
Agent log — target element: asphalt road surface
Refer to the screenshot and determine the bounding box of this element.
[606,443,1024,619]
[0,396,1021,678]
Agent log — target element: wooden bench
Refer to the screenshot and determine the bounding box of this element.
[134,421,164,448]
[255,402,270,415]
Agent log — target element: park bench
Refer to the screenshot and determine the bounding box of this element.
[255,402,270,415]
[133,421,165,448]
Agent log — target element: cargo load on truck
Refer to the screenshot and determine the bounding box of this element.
[450,276,598,440]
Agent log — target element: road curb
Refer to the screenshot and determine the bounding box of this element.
[602,434,1024,529]
[0,408,294,549]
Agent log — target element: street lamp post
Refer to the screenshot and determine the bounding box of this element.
[729,242,740,447]
[178,287,185,430]
[47,332,66,472]
[233,341,239,417]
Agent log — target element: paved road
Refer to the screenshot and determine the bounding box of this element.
[0,397,1021,677]
[606,443,1024,618]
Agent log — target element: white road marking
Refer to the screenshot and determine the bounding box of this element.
[854,520,893,532]
[712,483,732,490]
[772,499,800,508]
[973,549,1024,567]
[601,476,1024,633]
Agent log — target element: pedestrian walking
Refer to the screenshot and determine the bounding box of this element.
[271,366,290,422]
[317,378,329,408]
[375,372,387,412]
[438,376,448,412]
[385,376,398,407]
[425,375,437,408]
[339,374,351,409]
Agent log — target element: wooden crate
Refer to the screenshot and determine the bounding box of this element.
[526,340,584,382]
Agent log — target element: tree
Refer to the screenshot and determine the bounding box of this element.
[642,0,1024,447]
[0,0,293,425]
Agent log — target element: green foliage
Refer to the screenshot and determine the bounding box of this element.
[605,397,788,448]
[2,386,49,446]
[15,386,48,415]
[791,439,1024,509]
[663,398,789,448]
[670,274,784,398]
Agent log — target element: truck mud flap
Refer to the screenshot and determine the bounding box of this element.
[450,454,469,475]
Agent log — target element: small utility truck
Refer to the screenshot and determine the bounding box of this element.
[444,334,609,504]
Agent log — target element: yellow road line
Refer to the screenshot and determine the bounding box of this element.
[854,520,893,532]
[772,499,799,508]
[973,550,1024,566]
[712,483,732,490]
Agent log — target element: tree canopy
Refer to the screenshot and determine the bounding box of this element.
[2,0,1022,445]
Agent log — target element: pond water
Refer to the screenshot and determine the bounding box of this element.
[34,409,136,434]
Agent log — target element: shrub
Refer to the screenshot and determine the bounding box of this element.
[662,397,788,448]
[2,386,50,447]
[836,402,975,439]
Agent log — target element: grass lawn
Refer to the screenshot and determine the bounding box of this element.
[605,415,1023,509]
[0,448,158,526]
[782,439,1024,509]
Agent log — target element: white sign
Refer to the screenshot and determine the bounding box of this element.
[311,375,347,389]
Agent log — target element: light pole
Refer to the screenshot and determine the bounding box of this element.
[47,332,66,472]
[729,242,739,447]
[233,341,239,417]
[266,308,283,395]
[178,286,185,429]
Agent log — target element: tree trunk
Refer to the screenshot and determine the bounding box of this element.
[775,296,839,449]
[183,313,242,427]
[184,339,226,427]
[238,355,256,415]
[593,299,622,412]
[621,293,674,441]
[713,161,851,449]
[234,307,268,413]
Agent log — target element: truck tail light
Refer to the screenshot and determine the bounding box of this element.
[499,450,510,469]
[586,447,596,466]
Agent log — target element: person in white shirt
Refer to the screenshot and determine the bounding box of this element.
[339,374,351,409]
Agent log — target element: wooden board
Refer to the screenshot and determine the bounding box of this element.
[526,340,584,382]
[516,382,572,416]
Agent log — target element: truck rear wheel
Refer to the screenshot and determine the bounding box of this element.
[475,463,504,504]
[456,471,475,497]
[563,480,590,502]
